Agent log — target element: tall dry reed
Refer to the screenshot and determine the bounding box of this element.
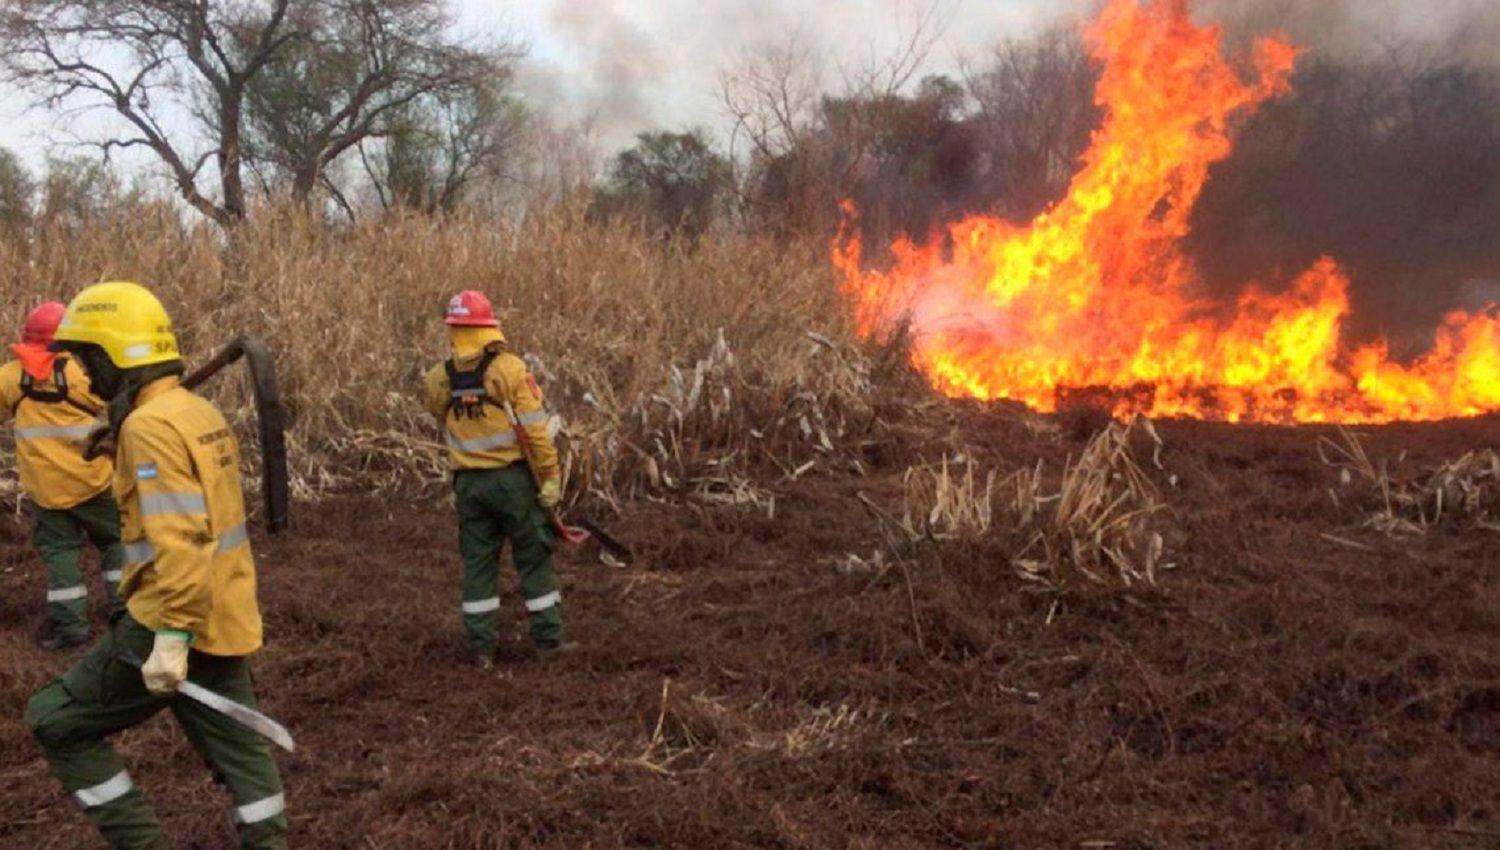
[0,202,875,506]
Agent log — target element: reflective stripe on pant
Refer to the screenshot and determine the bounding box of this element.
[454,465,563,655]
[23,613,287,850]
[33,491,128,639]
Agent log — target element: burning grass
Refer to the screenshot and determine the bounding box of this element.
[834,0,1500,424]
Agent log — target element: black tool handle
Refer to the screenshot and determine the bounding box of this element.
[82,337,290,534]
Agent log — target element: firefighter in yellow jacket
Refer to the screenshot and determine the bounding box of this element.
[0,302,125,649]
[423,290,570,664]
[23,282,287,849]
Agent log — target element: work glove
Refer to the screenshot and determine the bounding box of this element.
[141,631,191,695]
[538,476,563,510]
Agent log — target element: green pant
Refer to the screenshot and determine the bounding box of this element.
[24,614,287,850]
[455,465,563,655]
[34,491,127,640]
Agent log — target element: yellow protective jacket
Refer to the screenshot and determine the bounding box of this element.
[0,354,112,510]
[116,377,262,656]
[423,335,559,480]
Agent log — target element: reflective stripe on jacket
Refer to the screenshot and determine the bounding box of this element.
[0,358,112,509]
[116,377,262,657]
[423,346,560,478]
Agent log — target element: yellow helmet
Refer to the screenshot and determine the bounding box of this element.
[54,281,180,368]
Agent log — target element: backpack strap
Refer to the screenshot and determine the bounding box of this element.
[20,358,70,405]
[14,356,103,418]
[444,347,504,421]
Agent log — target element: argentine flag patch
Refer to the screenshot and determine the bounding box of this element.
[136,462,159,481]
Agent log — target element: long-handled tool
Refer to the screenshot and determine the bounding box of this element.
[85,336,290,533]
[498,396,589,546]
[121,654,296,752]
[494,386,633,564]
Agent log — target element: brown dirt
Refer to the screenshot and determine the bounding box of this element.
[2,413,1498,849]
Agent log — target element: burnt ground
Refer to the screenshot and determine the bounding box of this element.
[0,413,1497,849]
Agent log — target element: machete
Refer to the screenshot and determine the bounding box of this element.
[575,517,634,565]
[121,654,296,752]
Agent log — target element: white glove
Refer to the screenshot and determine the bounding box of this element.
[141,631,191,695]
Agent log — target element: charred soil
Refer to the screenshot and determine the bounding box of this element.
[2,413,1498,848]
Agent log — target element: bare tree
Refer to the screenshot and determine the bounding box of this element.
[720,32,826,166]
[241,0,521,206]
[718,1,956,233]
[964,29,1100,219]
[0,0,298,225]
[503,113,601,215]
[837,0,954,104]
[0,1,520,225]
[358,74,526,214]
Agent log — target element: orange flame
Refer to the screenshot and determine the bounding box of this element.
[833,0,1499,423]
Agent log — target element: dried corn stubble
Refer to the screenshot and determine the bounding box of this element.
[1423,450,1500,531]
[563,327,876,506]
[893,416,1171,595]
[901,459,997,541]
[1011,417,1170,593]
[1321,428,1500,535]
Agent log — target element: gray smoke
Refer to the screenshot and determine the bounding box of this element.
[541,3,669,143]
[516,0,1085,153]
[1198,0,1500,66]
[517,0,1500,162]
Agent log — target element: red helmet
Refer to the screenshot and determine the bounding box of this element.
[444,290,499,328]
[22,301,67,345]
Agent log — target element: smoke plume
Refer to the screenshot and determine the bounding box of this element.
[1199,0,1500,66]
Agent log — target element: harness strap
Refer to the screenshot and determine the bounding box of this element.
[445,347,504,421]
[20,358,69,404]
[12,356,102,418]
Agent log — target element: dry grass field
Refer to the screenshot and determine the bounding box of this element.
[0,203,867,502]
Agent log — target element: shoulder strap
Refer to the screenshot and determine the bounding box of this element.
[443,348,501,383]
[476,348,500,384]
[18,358,69,405]
[444,347,504,420]
[485,350,530,434]
[16,356,103,417]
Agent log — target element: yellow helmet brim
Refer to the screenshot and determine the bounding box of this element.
[55,281,181,369]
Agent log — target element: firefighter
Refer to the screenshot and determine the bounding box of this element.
[423,290,571,665]
[0,302,125,650]
[23,282,287,849]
